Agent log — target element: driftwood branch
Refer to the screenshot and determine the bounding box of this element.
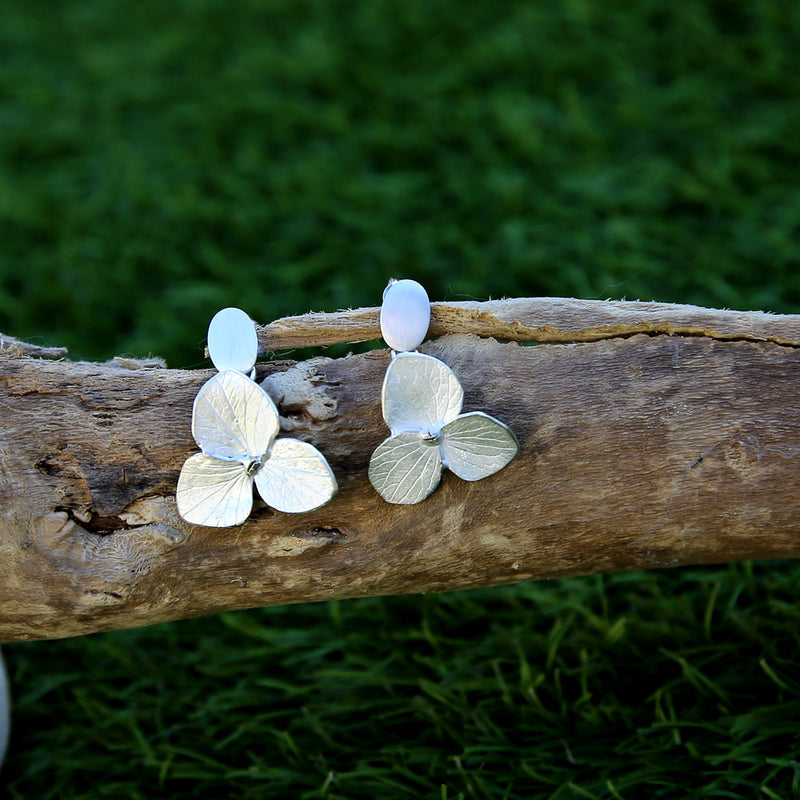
[2,297,800,642]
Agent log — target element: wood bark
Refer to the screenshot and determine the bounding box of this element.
[1,297,800,642]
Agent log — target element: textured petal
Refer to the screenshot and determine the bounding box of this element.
[382,353,463,435]
[176,453,253,527]
[192,370,279,460]
[254,438,338,513]
[368,432,443,504]
[441,411,519,481]
[207,307,258,374]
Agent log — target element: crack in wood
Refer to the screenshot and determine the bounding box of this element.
[55,506,151,535]
[524,324,798,347]
[306,526,345,539]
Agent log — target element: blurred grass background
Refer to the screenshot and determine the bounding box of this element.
[1,1,800,797]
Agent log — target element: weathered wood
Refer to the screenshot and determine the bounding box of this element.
[258,296,800,349]
[2,297,800,642]
[0,333,68,360]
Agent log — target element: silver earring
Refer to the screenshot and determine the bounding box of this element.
[368,280,518,505]
[176,308,337,527]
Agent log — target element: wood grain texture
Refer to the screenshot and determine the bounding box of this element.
[257,296,800,349]
[2,297,800,641]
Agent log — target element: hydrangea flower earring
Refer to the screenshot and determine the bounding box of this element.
[368,280,519,504]
[176,308,337,527]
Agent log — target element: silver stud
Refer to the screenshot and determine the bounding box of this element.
[207,307,258,375]
[380,279,431,353]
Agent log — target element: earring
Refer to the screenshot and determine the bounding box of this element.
[176,308,337,527]
[368,280,519,505]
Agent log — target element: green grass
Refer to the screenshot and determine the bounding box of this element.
[8,567,800,799]
[2,1,800,797]
[2,1,800,365]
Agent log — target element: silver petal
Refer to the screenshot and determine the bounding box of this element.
[254,438,338,513]
[382,353,463,436]
[368,432,443,504]
[176,453,253,527]
[207,307,259,374]
[441,411,519,481]
[192,370,279,461]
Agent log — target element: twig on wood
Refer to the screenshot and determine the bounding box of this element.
[256,297,800,350]
[0,333,68,360]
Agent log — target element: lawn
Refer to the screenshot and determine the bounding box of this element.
[1,1,800,797]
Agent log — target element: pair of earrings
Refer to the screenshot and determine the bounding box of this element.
[176,280,519,527]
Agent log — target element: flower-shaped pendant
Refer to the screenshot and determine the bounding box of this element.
[368,352,518,504]
[177,370,337,526]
